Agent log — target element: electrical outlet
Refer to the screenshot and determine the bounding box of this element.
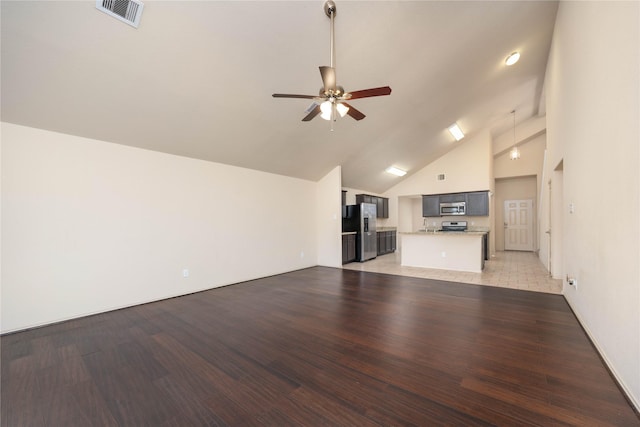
[182,269,189,278]
[300,251,304,259]
[441,251,446,258]
[566,275,577,289]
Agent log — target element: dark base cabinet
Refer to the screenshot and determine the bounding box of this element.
[377,230,397,256]
[342,234,356,264]
[483,232,489,261]
[480,232,489,270]
[345,230,396,262]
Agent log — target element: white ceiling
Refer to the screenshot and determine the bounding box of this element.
[1,1,558,194]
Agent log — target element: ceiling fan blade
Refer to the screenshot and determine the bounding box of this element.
[342,102,366,121]
[302,105,321,121]
[272,94,317,99]
[345,86,392,100]
[319,66,336,92]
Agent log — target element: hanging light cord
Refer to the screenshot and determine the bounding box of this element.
[512,110,516,145]
[510,110,520,160]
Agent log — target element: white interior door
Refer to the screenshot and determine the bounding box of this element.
[504,199,534,251]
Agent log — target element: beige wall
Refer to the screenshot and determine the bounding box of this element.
[382,131,493,253]
[1,123,321,333]
[494,133,546,183]
[317,166,342,267]
[386,130,492,199]
[545,1,639,409]
[384,130,492,228]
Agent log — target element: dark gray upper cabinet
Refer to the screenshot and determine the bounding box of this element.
[465,191,489,216]
[356,194,389,218]
[438,193,466,203]
[422,191,489,217]
[422,195,440,217]
[376,197,384,219]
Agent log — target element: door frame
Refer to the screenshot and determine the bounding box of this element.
[549,162,564,279]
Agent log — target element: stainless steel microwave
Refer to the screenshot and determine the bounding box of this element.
[440,201,466,216]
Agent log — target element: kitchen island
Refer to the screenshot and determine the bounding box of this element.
[401,231,487,273]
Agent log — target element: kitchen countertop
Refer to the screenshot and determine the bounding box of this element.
[402,230,488,236]
[342,227,396,235]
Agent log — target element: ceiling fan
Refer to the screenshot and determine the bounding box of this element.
[272,1,391,123]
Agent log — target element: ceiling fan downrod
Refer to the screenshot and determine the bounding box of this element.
[324,1,336,69]
[271,0,391,123]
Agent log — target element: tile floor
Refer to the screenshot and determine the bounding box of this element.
[342,250,563,294]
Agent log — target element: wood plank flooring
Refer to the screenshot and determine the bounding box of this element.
[2,267,639,426]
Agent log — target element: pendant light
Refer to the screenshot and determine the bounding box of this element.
[509,110,520,160]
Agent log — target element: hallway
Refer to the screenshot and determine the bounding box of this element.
[343,250,563,294]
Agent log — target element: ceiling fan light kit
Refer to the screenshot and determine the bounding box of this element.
[272,1,391,124]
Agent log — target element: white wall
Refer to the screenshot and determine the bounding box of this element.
[545,1,639,410]
[317,166,342,267]
[1,123,319,333]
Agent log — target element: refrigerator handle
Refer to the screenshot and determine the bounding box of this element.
[364,217,369,232]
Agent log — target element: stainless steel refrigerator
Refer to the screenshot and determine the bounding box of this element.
[342,203,377,262]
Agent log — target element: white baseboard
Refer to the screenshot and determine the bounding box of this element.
[564,297,640,413]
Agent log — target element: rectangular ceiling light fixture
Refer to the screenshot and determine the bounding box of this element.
[448,123,465,141]
[386,166,407,177]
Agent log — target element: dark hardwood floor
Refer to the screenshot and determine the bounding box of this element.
[2,267,638,426]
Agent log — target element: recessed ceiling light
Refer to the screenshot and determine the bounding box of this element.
[386,166,407,177]
[505,51,520,66]
[447,123,465,141]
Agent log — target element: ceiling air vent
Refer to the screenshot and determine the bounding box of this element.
[96,0,144,28]
[437,174,446,181]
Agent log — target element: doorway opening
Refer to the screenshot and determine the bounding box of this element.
[549,160,564,279]
[494,175,537,252]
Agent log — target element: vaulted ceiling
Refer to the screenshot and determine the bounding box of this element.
[1,1,558,194]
